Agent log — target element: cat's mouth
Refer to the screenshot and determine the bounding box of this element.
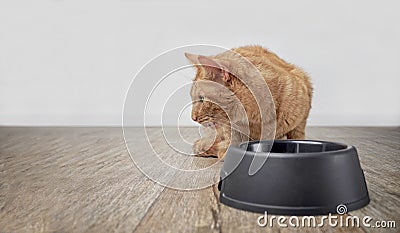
[202,122,214,127]
[198,120,214,128]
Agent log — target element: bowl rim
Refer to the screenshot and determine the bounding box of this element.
[230,140,354,159]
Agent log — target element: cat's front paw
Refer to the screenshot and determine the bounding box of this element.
[216,148,227,159]
[193,139,216,157]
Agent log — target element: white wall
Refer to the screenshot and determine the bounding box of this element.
[1,0,399,126]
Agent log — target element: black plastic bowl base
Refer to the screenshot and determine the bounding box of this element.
[219,140,370,216]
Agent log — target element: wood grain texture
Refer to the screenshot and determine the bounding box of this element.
[0,127,399,232]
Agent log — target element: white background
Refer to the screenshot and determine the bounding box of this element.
[1,0,399,126]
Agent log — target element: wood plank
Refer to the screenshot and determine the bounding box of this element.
[0,127,399,232]
[0,127,164,232]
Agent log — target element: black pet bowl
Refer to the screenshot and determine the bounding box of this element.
[219,140,370,215]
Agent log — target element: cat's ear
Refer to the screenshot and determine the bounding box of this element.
[185,53,199,64]
[198,55,231,84]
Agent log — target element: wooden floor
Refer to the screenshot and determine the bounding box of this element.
[0,127,399,232]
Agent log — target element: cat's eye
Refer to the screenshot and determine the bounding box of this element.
[199,95,205,103]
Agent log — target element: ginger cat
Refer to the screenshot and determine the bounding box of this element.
[185,45,312,158]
